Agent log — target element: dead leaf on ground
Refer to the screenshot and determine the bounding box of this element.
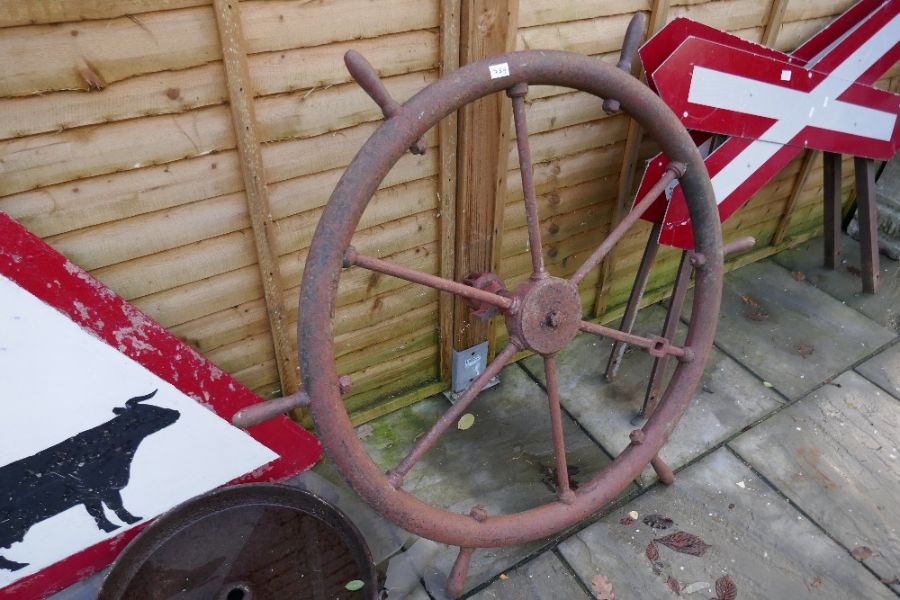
[646,542,659,561]
[540,464,580,492]
[809,576,823,588]
[740,294,760,306]
[654,531,711,557]
[851,545,872,561]
[619,516,635,525]
[795,343,815,358]
[643,514,674,530]
[457,413,475,430]
[846,264,862,277]
[591,574,615,600]
[791,271,806,281]
[715,574,737,600]
[666,576,681,595]
[746,308,769,321]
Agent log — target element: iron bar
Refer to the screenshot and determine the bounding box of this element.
[579,320,690,360]
[544,356,575,503]
[386,343,520,487]
[604,222,662,382]
[345,248,513,312]
[508,83,547,279]
[570,163,684,286]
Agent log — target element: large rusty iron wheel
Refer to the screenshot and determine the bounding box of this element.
[300,50,722,565]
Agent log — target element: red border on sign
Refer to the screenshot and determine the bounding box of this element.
[0,212,322,599]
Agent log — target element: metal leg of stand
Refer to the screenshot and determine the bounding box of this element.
[605,223,662,382]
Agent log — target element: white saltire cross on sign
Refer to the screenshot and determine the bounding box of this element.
[633,0,900,249]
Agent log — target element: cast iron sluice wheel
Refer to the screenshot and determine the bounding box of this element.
[299,49,723,596]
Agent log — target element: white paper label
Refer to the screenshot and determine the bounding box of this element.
[489,63,510,79]
[780,69,792,81]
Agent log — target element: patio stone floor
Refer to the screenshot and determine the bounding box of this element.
[52,236,899,599]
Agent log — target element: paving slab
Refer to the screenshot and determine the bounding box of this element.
[357,365,615,596]
[558,448,894,600]
[773,235,900,332]
[695,260,895,400]
[856,341,900,399]
[521,305,783,485]
[730,370,900,592]
[469,551,591,600]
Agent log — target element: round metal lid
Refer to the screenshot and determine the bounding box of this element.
[99,483,377,600]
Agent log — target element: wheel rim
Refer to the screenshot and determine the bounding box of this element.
[300,50,723,548]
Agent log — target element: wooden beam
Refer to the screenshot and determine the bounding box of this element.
[454,0,518,355]
[438,0,461,381]
[772,149,819,246]
[593,0,669,319]
[212,0,298,395]
[761,0,790,47]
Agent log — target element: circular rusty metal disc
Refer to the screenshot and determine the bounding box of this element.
[98,484,377,600]
[506,276,581,355]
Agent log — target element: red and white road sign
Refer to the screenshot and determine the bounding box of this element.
[0,213,321,599]
[635,0,900,249]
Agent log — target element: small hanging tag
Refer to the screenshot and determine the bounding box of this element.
[489,62,510,79]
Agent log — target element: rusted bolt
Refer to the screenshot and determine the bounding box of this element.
[666,161,688,178]
[679,347,695,363]
[689,251,706,268]
[342,246,358,268]
[387,469,404,489]
[629,429,646,445]
[338,375,353,395]
[469,505,489,522]
[506,82,528,98]
[546,310,562,328]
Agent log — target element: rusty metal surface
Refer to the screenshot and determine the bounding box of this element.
[98,484,377,600]
[299,49,724,549]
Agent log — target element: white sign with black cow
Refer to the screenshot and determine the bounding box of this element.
[0,276,278,588]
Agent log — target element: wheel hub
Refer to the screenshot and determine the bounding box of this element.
[506,276,581,355]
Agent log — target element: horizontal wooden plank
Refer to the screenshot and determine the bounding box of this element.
[0,29,439,140]
[41,141,435,271]
[0,120,427,239]
[783,0,854,23]
[508,114,628,170]
[507,141,627,201]
[501,199,614,258]
[503,174,617,231]
[519,0,650,28]
[0,70,433,197]
[0,0,437,97]
[0,7,221,97]
[0,104,235,196]
[670,0,769,32]
[0,149,242,237]
[93,205,438,301]
[334,302,437,359]
[0,0,210,27]
[775,16,830,52]
[518,12,639,56]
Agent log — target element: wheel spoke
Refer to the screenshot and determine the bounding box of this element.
[387,342,520,487]
[345,247,512,312]
[544,356,574,503]
[508,83,546,279]
[579,320,691,361]
[570,162,685,286]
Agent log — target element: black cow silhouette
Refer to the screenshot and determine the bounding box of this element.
[0,390,180,571]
